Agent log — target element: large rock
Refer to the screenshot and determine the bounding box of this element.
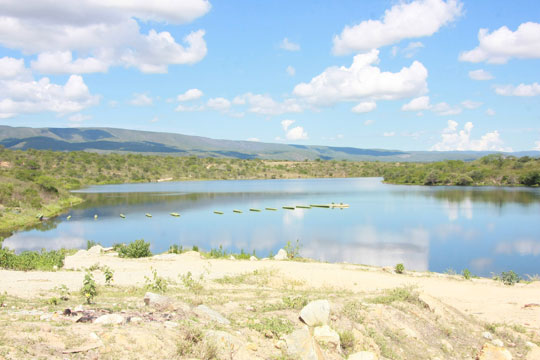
[300,300,330,326]
[193,305,230,325]
[477,343,512,360]
[348,351,378,360]
[284,325,323,360]
[94,314,124,325]
[313,325,340,348]
[143,292,173,310]
[274,249,288,260]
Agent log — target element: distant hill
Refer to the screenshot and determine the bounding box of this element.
[0,125,538,162]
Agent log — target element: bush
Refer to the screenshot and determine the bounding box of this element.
[500,270,520,285]
[462,268,471,280]
[520,171,540,186]
[81,271,97,304]
[117,239,152,258]
[0,246,67,271]
[395,263,405,274]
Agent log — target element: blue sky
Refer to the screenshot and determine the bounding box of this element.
[0,0,539,151]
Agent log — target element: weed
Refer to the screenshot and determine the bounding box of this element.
[168,244,183,254]
[88,263,101,271]
[117,239,152,258]
[498,270,520,285]
[445,268,457,275]
[395,263,405,274]
[53,284,70,301]
[234,249,251,260]
[284,239,301,259]
[192,245,199,252]
[342,300,365,323]
[179,271,204,294]
[462,268,472,280]
[339,329,355,355]
[81,271,97,304]
[368,286,422,306]
[144,268,168,293]
[86,240,101,250]
[176,325,218,360]
[282,295,308,310]
[103,266,114,286]
[248,317,294,337]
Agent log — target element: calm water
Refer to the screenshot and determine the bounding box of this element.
[4,178,540,277]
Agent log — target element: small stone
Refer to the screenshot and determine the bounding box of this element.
[246,342,258,351]
[89,332,100,341]
[40,314,52,321]
[275,340,286,349]
[229,255,235,260]
[194,305,230,325]
[94,314,124,325]
[144,292,173,310]
[264,330,273,338]
[299,299,330,326]
[477,343,512,360]
[249,256,257,261]
[164,321,179,328]
[482,332,493,340]
[492,339,504,347]
[348,351,378,360]
[441,339,453,353]
[129,316,143,324]
[525,341,537,349]
[74,305,84,312]
[245,305,255,312]
[274,249,288,260]
[313,325,340,348]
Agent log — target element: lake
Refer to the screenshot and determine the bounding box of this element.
[4,178,540,277]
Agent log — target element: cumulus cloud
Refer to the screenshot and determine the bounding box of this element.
[0,56,30,79]
[0,71,99,118]
[177,88,203,102]
[233,93,302,115]
[401,96,431,111]
[431,120,512,151]
[286,65,296,76]
[485,108,496,116]
[461,100,483,109]
[364,119,374,126]
[129,93,153,106]
[207,97,231,111]
[175,104,203,112]
[68,113,92,123]
[494,83,540,97]
[293,49,428,108]
[431,102,462,116]
[468,69,493,81]
[383,132,395,137]
[247,137,260,142]
[281,119,308,141]
[352,101,377,113]
[0,0,210,74]
[402,96,464,115]
[534,141,540,151]
[333,0,462,55]
[280,38,300,51]
[459,22,540,64]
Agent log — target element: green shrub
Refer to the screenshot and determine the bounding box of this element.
[284,239,301,259]
[395,263,405,274]
[145,268,168,293]
[104,266,114,286]
[462,268,471,280]
[117,239,152,258]
[81,271,97,304]
[168,244,183,254]
[500,270,520,285]
[339,330,355,355]
[0,246,67,271]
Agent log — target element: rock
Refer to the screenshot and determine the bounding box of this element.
[94,314,124,325]
[441,339,453,353]
[249,256,258,261]
[526,346,540,360]
[300,300,330,326]
[492,339,504,347]
[525,341,537,349]
[483,332,494,340]
[102,247,113,252]
[348,352,378,360]
[313,325,340,348]
[193,305,230,325]
[274,249,288,260]
[206,330,243,357]
[477,343,512,360]
[275,340,286,349]
[144,292,173,310]
[74,305,84,312]
[129,316,143,324]
[229,255,235,260]
[164,321,179,328]
[284,325,323,360]
[264,330,273,338]
[87,245,104,254]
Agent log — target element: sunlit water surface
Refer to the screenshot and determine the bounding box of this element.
[5,178,540,277]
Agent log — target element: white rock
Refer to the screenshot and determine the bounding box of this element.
[130,316,143,323]
[441,339,453,353]
[492,339,504,347]
[313,325,340,347]
[482,331,493,340]
[164,321,179,328]
[87,245,104,254]
[284,325,319,360]
[249,256,257,261]
[74,305,84,312]
[89,332,100,341]
[143,292,173,310]
[229,255,235,260]
[299,299,330,326]
[526,341,537,349]
[94,314,124,325]
[274,248,288,260]
[349,352,378,360]
[194,305,230,325]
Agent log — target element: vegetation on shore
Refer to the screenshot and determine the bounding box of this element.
[1,147,539,233]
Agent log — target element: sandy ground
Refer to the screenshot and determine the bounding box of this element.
[1,249,539,331]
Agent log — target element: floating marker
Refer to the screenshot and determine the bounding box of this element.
[296,205,311,209]
[249,208,261,212]
[265,207,277,211]
[120,213,126,218]
[214,211,224,215]
[282,206,295,210]
[94,214,98,219]
[330,203,349,208]
[170,212,180,217]
[66,215,71,220]
[310,204,330,208]
[145,213,152,217]
[233,209,243,213]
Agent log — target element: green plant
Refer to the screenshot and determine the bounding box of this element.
[395,263,405,274]
[284,239,301,259]
[248,317,294,337]
[462,268,472,280]
[192,245,199,252]
[0,247,68,271]
[168,244,183,254]
[209,245,226,258]
[104,266,114,286]
[86,240,100,250]
[117,239,152,258]
[282,295,308,310]
[0,291,7,307]
[81,271,97,304]
[368,286,422,305]
[144,268,168,293]
[500,270,520,285]
[180,271,203,294]
[339,330,355,355]
[342,300,365,323]
[53,284,70,301]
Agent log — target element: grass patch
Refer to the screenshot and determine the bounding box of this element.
[367,286,422,306]
[248,317,294,337]
[116,239,152,258]
[339,329,355,355]
[342,300,365,323]
[0,246,72,271]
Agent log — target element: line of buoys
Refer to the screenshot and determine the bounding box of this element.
[120,213,126,218]
[145,213,152,217]
[214,211,224,215]
[170,212,180,217]
[233,209,243,213]
[265,207,277,211]
[282,206,295,210]
[296,205,311,209]
[249,208,261,212]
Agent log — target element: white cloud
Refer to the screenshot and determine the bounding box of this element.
[534,141,540,151]
[68,113,91,122]
[383,132,395,137]
[431,120,512,151]
[175,104,203,112]
[0,56,30,79]
[485,108,496,116]
[280,38,300,51]
[352,101,377,113]
[233,93,302,115]
[468,69,493,81]
[293,49,428,107]
[129,93,153,106]
[431,102,462,116]
[495,239,540,256]
[402,96,431,111]
[461,100,482,109]
[0,0,210,74]
[281,119,308,141]
[332,0,462,55]
[247,137,260,142]
[150,116,158,123]
[459,22,540,64]
[286,65,296,76]
[363,119,374,126]
[0,73,99,118]
[206,97,231,111]
[177,88,203,102]
[403,41,424,58]
[494,83,540,97]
